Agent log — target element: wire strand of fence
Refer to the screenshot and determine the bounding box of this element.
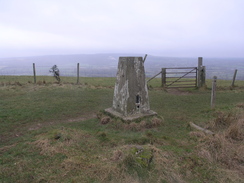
[1,63,244,86]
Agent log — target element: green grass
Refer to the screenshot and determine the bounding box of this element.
[0,84,113,145]
[2,75,244,88]
[0,75,116,87]
[147,77,244,88]
[0,76,244,182]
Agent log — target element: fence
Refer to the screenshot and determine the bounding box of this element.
[0,63,117,84]
[161,67,198,88]
[0,57,244,87]
[148,57,205,88]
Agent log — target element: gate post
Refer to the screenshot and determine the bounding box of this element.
[197,57,203,88]
[201,66,206,87]
[161,68,166,87]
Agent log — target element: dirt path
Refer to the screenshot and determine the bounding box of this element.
[28,113,97,131]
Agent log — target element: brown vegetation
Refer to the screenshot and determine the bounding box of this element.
[31,127,186,182]
[191,110,244,182]
[97,110,164,131]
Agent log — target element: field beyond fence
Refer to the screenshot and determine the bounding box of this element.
[1,75,244,89]
[1,56,244,82]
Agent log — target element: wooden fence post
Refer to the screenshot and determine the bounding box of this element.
[33,63,36,84]
[211,76,217,109]
[77,63,80,84]
[161,68,166,87]
[197,57,203,88]
[231,69,237,88]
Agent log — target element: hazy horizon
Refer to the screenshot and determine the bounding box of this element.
[1,54,243,81]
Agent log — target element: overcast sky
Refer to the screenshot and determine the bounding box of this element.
[0,0,243,58]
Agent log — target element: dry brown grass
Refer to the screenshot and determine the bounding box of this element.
[125,122,140,131]
[226,118,244,141]
[100,116,111,124]
[208,111,235,130]
[33,141,185,182]
[236,102,244,109]
[0,143,16,153]
[139,120,146,128]
[194,110,244,182]
[33,128,93,156]
[151,117,163,127]
[189,131,206,139]
[97,111,164,132]
[123,117,164,131]
[110,144,185,183]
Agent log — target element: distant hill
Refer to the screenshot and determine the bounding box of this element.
[0,53,244,79]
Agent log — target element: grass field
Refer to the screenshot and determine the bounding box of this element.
[1,75,244,87]
[0,76,244,182]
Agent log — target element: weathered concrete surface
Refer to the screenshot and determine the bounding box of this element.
[106,57,156,120]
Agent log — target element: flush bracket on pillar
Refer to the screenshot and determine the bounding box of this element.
[136,94,141,110]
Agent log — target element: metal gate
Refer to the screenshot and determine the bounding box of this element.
[161,67,197,88]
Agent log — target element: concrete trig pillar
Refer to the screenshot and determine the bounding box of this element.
[106,57,156,121]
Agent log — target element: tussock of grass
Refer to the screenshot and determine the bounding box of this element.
[194,110,244,182]
[29,127,187,182]
[189,131,206,139]
[97,111,164,132]
[236,102,244,109]
[226,118,244,141]
[110,144,185,183]
[100,116,111,124]
[208,111,236,130]
[33,128,92,156]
